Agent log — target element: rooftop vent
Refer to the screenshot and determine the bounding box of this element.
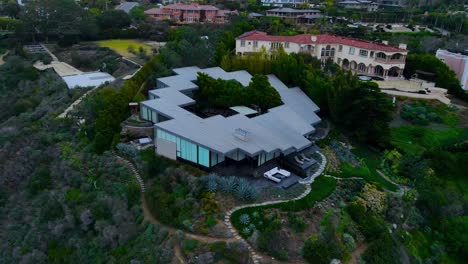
[311,36,317,42]
[382,40,389,45]
[399,43,407,50]
[234,128,249,141]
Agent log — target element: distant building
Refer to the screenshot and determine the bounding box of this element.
[436,49,468,90]
[236,31,408,78]
[115,2,140,14]
[248,12,264,18]
[144,4,237,24]
[266,8,322,23]
[261,0,307,7]
[338,1,379,11]
[62,72,115,89]
[375,0,403,7]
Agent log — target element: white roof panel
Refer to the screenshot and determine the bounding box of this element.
[62,72,115,89]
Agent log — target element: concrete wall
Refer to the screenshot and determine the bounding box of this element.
[156,137,177,160]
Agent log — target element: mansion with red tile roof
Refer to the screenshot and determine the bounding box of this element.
[144,4,238,24]
[236,31,408,78]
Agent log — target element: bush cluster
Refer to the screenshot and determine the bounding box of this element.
[400,104,442,126]
[201,174,259,202]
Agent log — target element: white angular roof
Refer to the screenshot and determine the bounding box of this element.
[141,66,321,156]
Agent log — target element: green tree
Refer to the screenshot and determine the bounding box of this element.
[303,236,333,264]
[248,74,282,112]
[19,0,83,42]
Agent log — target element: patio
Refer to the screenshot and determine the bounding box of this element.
[211,145,322,189]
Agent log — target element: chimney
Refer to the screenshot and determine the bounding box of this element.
[311,36,317,42]
[399,43,407,50]
[382,40,389,45]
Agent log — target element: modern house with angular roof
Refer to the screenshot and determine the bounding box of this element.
[236,30,408,78]
[139,67,321,172]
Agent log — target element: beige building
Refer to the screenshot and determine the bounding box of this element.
[236,31,408,78]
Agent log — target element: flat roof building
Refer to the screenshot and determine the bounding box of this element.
[140,66,321,169]
[436,49,468,90]
[115,2,139,14]
[62,72,115,89]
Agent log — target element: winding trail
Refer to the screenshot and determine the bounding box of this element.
[0,50,9,66]
[114,151,328,264]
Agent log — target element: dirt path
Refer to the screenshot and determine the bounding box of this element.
[0,50,9,65]
[173,244,186,264]
[347,243,368,264]
[116,151,328,264]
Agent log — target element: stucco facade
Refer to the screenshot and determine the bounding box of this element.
[436,49,468,90]
[145,4,236,24]
[236,31,408,78]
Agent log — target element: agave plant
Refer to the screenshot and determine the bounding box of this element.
[239,214,250,225]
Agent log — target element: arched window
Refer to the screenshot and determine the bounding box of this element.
[391,53,402,60]
[321,48,325,56]
[358,63,366,72]
[376,52,387,59]
[331,48,335,57]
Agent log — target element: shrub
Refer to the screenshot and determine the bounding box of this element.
[205,216,217,228]
[116,143,138,159]
[201,192,220,215]
[362,233,399,264]
[235,178,258,201]
[239,214,250,225]
[182,219,193,232]
[342,233,356,251]
[182,239,199,252]
[203,173,218,193]
[303,237,333,264]
[218,176,237,193]
[289,215,306,233]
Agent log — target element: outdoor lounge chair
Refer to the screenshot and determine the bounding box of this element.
[294,156,304,165]
[300,153,311,161]
[264,170,281,183]
[278,168,291,177]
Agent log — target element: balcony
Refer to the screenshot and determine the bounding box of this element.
[374,58,405,64]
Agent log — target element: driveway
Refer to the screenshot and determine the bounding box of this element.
[375,80,451,105]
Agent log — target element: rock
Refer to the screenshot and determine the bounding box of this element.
[248,230,259,247]
[189,252,214,264]
[80,209,93,231]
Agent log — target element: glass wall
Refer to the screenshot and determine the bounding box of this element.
[257,150,280,166]
[156,128,224,168]
[140,105,158,123]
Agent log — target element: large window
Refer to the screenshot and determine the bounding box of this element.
[240,40,245,47]
[198,146,210,167]
[253,41,258,48]
[156,129,219,168]
[284,42,289,48]
[349,47,355,55]
[141,105,158,123]
[359,49,368,57]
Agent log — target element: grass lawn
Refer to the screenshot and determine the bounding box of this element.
[390,125,466,155]
[97,39,152,58]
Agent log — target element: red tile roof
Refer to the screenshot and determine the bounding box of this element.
[237,30,406,52]
[164,3,219,11]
